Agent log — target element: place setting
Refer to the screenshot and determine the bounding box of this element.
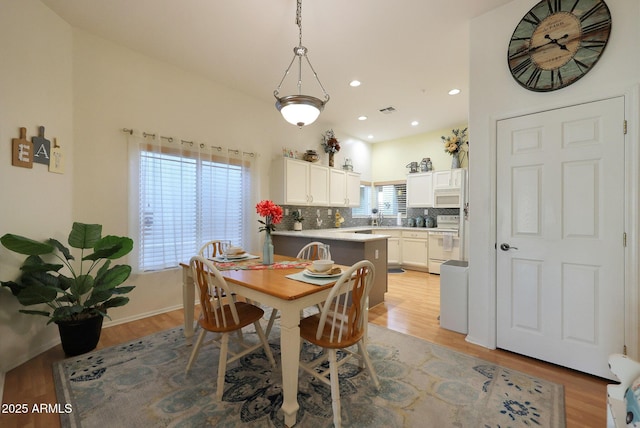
[210,243,259,263]
[287,259,344,285]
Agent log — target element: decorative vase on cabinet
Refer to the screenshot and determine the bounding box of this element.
[451,153,460,169]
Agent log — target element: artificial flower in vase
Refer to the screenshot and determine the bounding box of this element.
[321,129,340,167]
[442,127,468,169]
[256,199,283,265]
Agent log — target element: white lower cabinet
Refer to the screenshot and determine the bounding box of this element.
[401,230,429,270]
[378,229,402,266]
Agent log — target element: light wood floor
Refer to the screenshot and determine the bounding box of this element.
[1,270,607,427]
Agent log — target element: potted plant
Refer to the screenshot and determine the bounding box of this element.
[0,222,134,356]
[292,210,304,231]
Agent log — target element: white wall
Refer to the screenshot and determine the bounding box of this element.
[468,0,640,349]
[0,0,373,373]
[371,123,468,182]
[0,0,74,373]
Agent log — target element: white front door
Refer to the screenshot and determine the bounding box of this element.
[496,97,625,379]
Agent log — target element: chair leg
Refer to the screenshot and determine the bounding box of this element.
[254,321,276,366]
[357,340,380,390]
[216,333,230,401]
[265,308,278,337]
[328,349,342,428]
[185,329,206,372]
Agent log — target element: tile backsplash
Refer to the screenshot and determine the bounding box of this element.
[279,205,460,231]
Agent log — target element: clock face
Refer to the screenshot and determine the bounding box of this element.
[508,0,612,92]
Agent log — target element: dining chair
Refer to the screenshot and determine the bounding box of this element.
[185,256,275,400]
[298,260,380,428]
[264,241,331,337]
[296,241,331,261]
[198,240,224,259]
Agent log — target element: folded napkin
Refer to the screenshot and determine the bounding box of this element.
[227,246,244,256]
[307,266,341,275]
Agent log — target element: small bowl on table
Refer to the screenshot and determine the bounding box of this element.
[312,259,334,273]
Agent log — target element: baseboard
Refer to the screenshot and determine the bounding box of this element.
[2,335,61,374]
[1,304,186,377]
[101,303,186,329]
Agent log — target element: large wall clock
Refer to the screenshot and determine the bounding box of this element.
[508,0,612,92]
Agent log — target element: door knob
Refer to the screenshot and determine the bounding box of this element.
[500,243,518,251]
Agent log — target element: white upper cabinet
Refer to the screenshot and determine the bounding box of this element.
[271,158,330,206]
[329,169,361,207]
[433,169,463,188]
[406,172,434,207]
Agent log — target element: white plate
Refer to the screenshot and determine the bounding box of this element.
[303,268,342,278]
[221,253,251,260]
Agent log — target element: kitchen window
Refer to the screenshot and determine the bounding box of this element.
[131,137,255,272]
[376,183,406,216]
[351,183,373,217]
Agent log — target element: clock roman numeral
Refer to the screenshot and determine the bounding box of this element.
[573,58,591,72]
[580,1,606,22]
[512,57,533,76]
[526,67,543,88]
[523,11,542,26]
[570,0,582,14]
[547,0,563,14]
[582,19,611,35]
[581,39,607,51]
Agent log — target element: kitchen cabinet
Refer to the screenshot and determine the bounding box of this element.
[329,169,361,207]
[401,230,429,270]
[271,158,329,206]
[379,229,401,266]
[433,169,463,188]
[406,172,433,207]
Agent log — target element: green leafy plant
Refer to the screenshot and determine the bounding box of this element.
[0,222,134,324]
[292,210,304,222]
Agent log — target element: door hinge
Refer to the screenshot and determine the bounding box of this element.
[624,120,628,134]
[624,232,627,247]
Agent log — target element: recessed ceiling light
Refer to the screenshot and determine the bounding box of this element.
[349,80,361,87]
[448,88,461,95]
[358,115,368,121]
[367,135,374,139]
[411,121,419,126]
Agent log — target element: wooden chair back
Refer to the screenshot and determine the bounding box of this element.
[296,241,331,261]
[315,260,375,345]
[190,255,239,329]
[198,240,223,259]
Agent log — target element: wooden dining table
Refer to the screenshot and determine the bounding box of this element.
[180,254,340,427]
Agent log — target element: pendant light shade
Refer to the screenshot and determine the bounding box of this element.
[276,95,324,127]
[274,0,329,128]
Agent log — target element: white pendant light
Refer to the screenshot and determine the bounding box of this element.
[274,0,329,128]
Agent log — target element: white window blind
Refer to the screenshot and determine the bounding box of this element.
[351,185,373,216]
[137,143,251,272]
[376,183,406,216]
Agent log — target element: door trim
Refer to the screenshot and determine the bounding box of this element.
[488,87,640,361]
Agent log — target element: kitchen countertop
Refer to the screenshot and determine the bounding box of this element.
[272,226,457,242]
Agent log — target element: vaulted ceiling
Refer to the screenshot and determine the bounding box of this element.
[41,0,514,142]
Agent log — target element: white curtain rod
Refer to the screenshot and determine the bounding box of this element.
[121,128,257,157]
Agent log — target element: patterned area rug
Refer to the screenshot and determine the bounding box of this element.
[53,322,565,427]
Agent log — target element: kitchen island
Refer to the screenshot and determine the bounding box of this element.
[271,227,389,307]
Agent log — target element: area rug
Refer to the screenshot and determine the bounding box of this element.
[53,323,565,427]
[387,268,405,274]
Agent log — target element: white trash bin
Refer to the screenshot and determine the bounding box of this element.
[439,260,469,334]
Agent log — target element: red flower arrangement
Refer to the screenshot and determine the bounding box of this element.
[256,200,283,233]
[321,129,340,153]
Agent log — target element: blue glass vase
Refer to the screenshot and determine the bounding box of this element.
[263,231,274,265]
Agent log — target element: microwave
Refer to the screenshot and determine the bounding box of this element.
[433,187,462,208]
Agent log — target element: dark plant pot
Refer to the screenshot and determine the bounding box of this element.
[56,315,104,356]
